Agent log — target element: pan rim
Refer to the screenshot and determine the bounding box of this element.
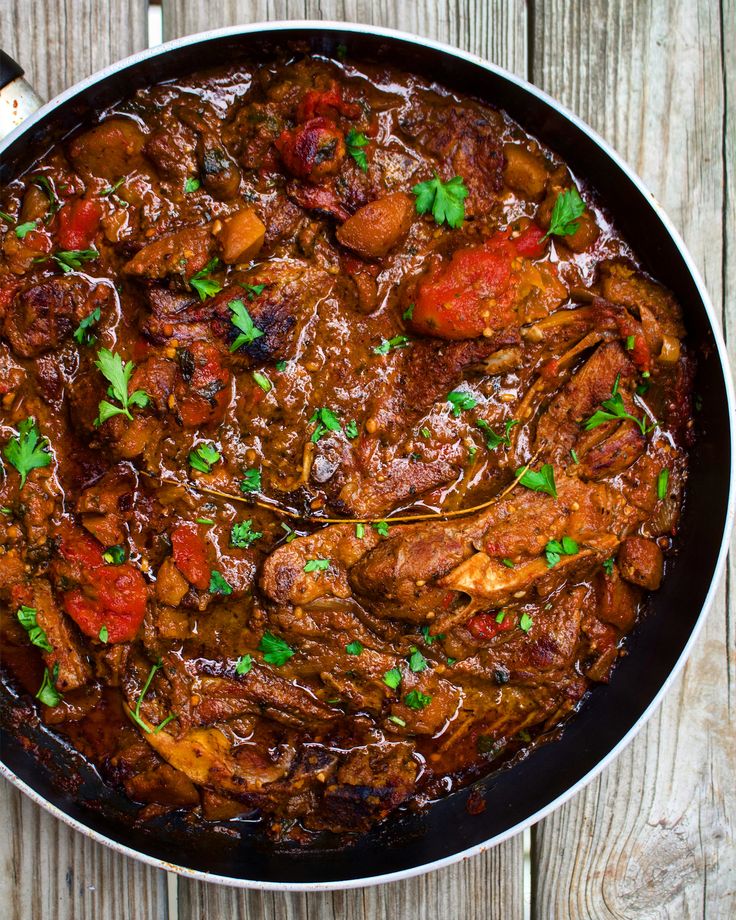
[1,17,734,892]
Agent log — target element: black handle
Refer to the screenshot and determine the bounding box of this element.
[0,50,24,90]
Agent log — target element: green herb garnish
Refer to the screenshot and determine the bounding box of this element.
[345,129,369,171]
[413,174,468,228]
[404,689,432,710]
[52,249,99,273]
[383,668,402,690]
[230,520,262,548]
[657,468,669,500]
[477,418,519,450]
[184,177,201,194]
[373,521,389,537]
[408,647,427,673]
[374,335,410,355]
[36,666,62,707]
[345,640,364,656]
[73,307,101,346]
[209,570,232,595]
[515,463,557,498]
[190,257,222,301]
[229,299,265,351]
[93,348,149,426]
[309,406,342,442]
[258,631,295,666]
[518,613,534,633]
[544,536,579,568]
[235,654,252,675]
[3,417,52,488]
[240,468,261,493]
[17,606,53,652]
[543,186,585,240]
[583,374,656,436]
[102,545,125,565]
[188,442,220,473]
[303,558,330,573]
[252,371,272,392]
[447,390,477,417]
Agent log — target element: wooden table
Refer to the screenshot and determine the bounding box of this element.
[1,1,733,916]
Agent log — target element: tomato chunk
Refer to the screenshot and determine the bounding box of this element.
[56,524,147,642]
[275,117,346,180]
[467,611,515,641]
[57,198,102,250]
[409,226,549,340]
[175,341,231,428]
[297,83,361,121]
[171,523,211,590]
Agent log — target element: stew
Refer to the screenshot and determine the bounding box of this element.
[0,50,693,841]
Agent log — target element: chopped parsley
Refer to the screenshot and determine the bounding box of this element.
[516,463,557,498]
[240,283,267,301]
[383,668,402,690]
[52,249,99,273]
[188,442,220,473]
[413,174,468,228]
[389,715,406,727]
[518,613,534,634]
[477,418,519,450]
[304,558,330,573]
[420,427,431,439]
[252,371,272,392]
[447,390,477,417]
[373,521,390,537]
[544,536,579,568]
[345,640,364,656]
[126,659,176,734]
[543,186,586,240]
[408,647,427,673]
[501,558,515,568]
[583,374,656,436]
[15,220,37,239]
[657,468,670,500]
[209,570,232,595]
[229,299,265,352]
[102,545,126,565]
[184,177,201,193]
[99,625,109,643]
[345,129,369,171]
[3,417,52,488]
[570,448,580,464]
[345,419,359,439]
[309,406,342,442]
[230,520,262,548]
[602,557,615,576]
[73,307,101,346]
[420,625,445,645]
[101,176,126,196]
[258,631,295,666]
[31,176,60,217]
[280,522,297,543]
[93,348,149,426]
[276,360,287,372]
[196,518,215,526]
[495,610,507,624]
[235,654,252,675]
[17,605,53,652]
[403,303,415,321]
[36,666,62,707]
[374,334,411,355]
[625,335,636,351]
[240,468,261,493]
[355,523,365,539]
[404,689,432,710]
[190,258,222,301]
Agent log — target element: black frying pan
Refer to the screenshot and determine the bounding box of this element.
[0,22,733,890]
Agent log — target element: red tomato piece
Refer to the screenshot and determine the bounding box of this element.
[176,341,231,428]
[297,83,361,121]
[171,523,211,590]
[467,611,515,641]
[275,117,346,180]
[513,223,546,258]
[63,563,147,643]
[57,198,102,251]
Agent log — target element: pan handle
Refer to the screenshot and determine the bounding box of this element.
[0,50,44,142]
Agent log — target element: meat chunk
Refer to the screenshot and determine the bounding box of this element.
[122,226,215,282]
[336,193,414,259]
[143,124,197,183]
[503,143,549,200]
[5,277,110,358]
[617,536,664,590]
[276,117,346,180]
[68,117,148,182]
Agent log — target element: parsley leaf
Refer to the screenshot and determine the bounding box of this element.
[345,419,359,439]
[383,668,402,690]
[230,520,262,548]
[252,371,272,393]
[36,666,62,707]
[240,468,261,493]
[184,177,201,194]
[258,631,295,666]
[412,174,468,228]
[47,249,98,273]
[93,348,149,426]
[345,129,369,171]
[190,258,222,301]
[543,186,586,240]
[403,303,415,321]
[355,522,365,539]
[309,406,342,442]
[3,417,52,488]
[102,545,125,565]
[501,558,515,568]
[235,654,252,675]
[229,298,264,351]
[388,714,406,727]
[404,689,431,710]
[518,613,534,633]
[447,390,477,417]
[408,647,427,673]
[373,521,390,537]
[477,418,519,450]
[209,570,232,595]
[602,557,615,576]
[657,468,669,500]
[373,335,411,355]
[515,463,557,498]
[346,640,364,655]
[240,283,267,301]
[31,176,59,218]
[544,536,579,568]
[304,558,330,573]
[420,625,445,645]
[15,220,37,239]
[101,176,126,196]
[73,306,101,346]
[125,659,177,734]
[583,375,656,436]
[188,442,220,473]
[17,605,53,652]
[99,625,109,643]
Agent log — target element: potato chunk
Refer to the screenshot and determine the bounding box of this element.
[336,192,414,259]
[217,207,266,263]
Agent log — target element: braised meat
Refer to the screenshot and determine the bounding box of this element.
[0,51,692,843]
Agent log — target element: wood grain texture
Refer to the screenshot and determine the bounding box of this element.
[0,0,148,101]
[531,1,735,918]
[0,2,169,916]
[161,0,528,911]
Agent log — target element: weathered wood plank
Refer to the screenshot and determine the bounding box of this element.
[531,1,735,917]
[0,0,149,101]
[0,2,169,918]
[161,0,527,911]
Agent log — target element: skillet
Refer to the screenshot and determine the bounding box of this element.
[0,20,733,891]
